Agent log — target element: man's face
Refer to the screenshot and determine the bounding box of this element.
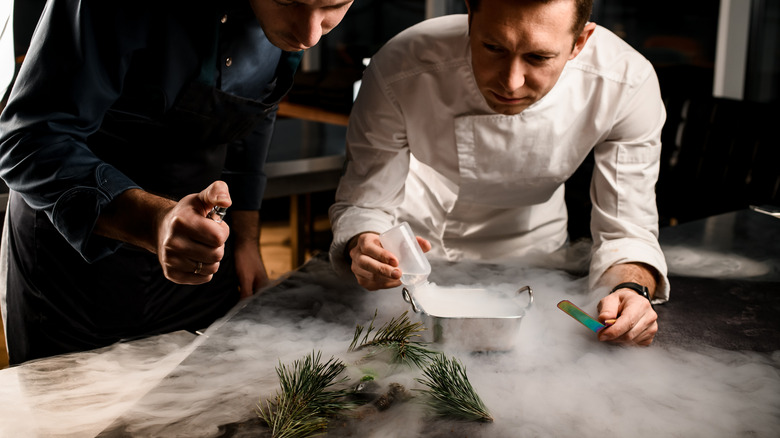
[468,0,594,115]
[249,0,354,52]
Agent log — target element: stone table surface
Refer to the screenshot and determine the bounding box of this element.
[1,209,778,437]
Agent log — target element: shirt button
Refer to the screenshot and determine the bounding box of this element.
[225,57,232,67]
[221,14,228,23]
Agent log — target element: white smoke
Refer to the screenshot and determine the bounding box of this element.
[1,257,777,437]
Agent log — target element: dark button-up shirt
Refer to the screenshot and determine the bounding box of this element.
[0,0,301,262]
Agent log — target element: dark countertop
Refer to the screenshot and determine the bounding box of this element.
[655,209,780,351]
[1,209,778,437]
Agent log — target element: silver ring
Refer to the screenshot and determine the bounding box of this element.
[194,261,203,275]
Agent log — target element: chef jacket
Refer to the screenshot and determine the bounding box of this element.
[329,15,670,301]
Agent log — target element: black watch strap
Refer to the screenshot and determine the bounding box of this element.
[610,282,651,302]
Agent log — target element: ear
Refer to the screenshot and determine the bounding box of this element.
[569,22,597,60]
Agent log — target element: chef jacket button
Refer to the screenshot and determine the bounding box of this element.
[225,57,232,67]
[221,14,228,23]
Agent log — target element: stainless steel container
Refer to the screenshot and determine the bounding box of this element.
[402,284,533,352]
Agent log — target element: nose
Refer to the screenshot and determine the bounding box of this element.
[500,58,525,92]
[292,11,325,49]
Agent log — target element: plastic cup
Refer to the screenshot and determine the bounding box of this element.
[379,222,431,286]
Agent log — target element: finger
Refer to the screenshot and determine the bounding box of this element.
[351,254,402,290]
[362,236,399,267]
[355,275,401,291]
[352,265,397,290]
[415,236,432,253]
[357,251,402,281]
[351,257,397,285]
[597,293,621,321]
[350,239,401,278]
[237,276,256,299]
[190,260,221,276]
[189,227,229,254]
[164,197,230,248]
[628,306,658,344]
[600,303,657,345]
[609,318,657,346]
[238,271,267,300]
[175,260,219,281]
[164,263,220,285]
[158,239,224,279]
[632,321,658,346]
[597,296,639,341]
[200,181,232,211]
[163,232,226,264]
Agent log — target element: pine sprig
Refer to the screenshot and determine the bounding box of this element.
[349,310,437,367]
[257,396,327,438]
[416,354,493,423]
[257,351,355,438]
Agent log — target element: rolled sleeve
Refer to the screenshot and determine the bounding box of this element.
[328,205,396,275]
[589,237,670,303]
[52,164,141,262]
[0,0,150,261]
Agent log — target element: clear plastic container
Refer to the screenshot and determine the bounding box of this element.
[379,222,431,286]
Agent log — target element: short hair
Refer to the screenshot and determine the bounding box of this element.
[465,0,593,36]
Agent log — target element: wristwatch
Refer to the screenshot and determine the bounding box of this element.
[610,282,651,302]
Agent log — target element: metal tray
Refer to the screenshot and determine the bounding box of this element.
[402,284,533,352]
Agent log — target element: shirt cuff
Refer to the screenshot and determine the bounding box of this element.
[328,207,395,277]
[589,237,670,303]
[51,163,140,263]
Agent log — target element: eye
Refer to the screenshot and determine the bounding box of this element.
[483,43,503,53]
[527,54,553,64]
[326,0,353,10]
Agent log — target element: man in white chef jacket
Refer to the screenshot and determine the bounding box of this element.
[329,0,668,346]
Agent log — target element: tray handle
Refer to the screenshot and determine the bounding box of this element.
[401,287,421,313]
[517,285,534,308]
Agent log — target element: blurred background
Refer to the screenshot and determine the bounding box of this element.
[1,0,778,275]
[276,0,779,266]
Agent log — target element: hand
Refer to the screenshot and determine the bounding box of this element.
[596,289,658,346]
[233,241,269,299]
[348,232,431,291]
[232,210,269,299]
[156,181,232,285]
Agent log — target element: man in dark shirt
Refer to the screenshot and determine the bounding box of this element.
[0,0,354,364]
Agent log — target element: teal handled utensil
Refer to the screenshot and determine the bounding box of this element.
[557,300,615,333]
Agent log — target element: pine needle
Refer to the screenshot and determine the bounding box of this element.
[349,310,437,368]
[416,354,493,423]
[257,351,355,438]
